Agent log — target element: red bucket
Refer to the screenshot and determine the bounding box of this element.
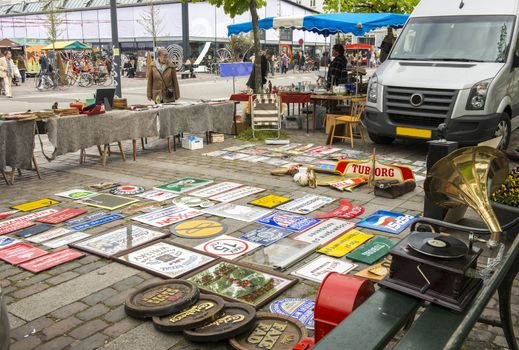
[313,272,375,343]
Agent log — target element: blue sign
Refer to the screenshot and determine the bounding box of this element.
[270,298,315,329]
[71,214,124,231]
[256,211,321,232]
[240,227,293,246]
[356,210,416,234]
[16,224,54,238]
[219,62,253,78]
[313,163,336,171]
[65,211,108,226]
[0,236,20,249]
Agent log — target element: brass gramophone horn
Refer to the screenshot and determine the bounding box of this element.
[424,146,509,248]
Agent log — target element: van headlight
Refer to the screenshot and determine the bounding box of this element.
[466,78,492,110]
[368,74,378,103]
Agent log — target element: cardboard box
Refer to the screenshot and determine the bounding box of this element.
[181,137,204,150]
[210,133,225,143]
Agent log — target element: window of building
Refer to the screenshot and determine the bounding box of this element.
[279,28,292,42]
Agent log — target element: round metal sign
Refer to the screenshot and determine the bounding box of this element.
[183,302,256,343]
[110,186,145,195]
[124,280,199,319]
[152,294,225,332]
[229,312,308,350]
[172,196,215,208]
[171,219,228,239]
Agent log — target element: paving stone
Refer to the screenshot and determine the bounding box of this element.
[12,283,50,299]
[15,273,51,288]
[50,302,89,320]
[111,275,144,292]
[102,317,140,338]
[78,255,101,265]
[103,288,136,307]
[81,287,118,306]
[10,316,53,340]
[35,336,74,350]
[9,336,42,350]
[102,322,181,349]
[9,271,34,282]
[8,313,26,329]
[69,333,110,350]
[42,317,82,340]
[0,267,23,279]
[9,263,139,321]
[102,305,127,323]
[69,319,109,340]
[74,261,108,275]
[46,271,80,285]
[76,304,110,321]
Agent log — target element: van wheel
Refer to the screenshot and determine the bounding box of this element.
[368,132,395,145]
[494,113,511,150]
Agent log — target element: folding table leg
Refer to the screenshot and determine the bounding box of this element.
[498,261,519,350]
[117,142,126,162]
[167,137,172,153]
[32,155,42,179]
[1,170,9,185]
[102,145,109,166]
[132,140,137,161]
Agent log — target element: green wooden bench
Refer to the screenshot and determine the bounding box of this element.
[313,229,519,350]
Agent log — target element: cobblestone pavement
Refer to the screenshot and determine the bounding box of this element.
[1,129,518,350]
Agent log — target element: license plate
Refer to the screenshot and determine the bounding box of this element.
[396,127,432,139]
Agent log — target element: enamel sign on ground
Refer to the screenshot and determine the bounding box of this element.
[195,235,261,260]
[171,220,228,239]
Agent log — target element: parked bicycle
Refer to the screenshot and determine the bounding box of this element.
[35,71,67,90]
[76,70,113,87]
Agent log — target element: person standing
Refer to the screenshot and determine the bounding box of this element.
[327,44,347,88]
[16,54,27,84]
[297,51,305,71]
[0,51,14,98]
[246,50,270,93]
[280,52,288,74]
[380,28,396,63]
[147,47,180,104]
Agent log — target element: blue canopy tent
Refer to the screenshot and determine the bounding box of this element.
[227,13,409,37]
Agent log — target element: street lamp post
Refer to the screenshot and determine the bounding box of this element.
[110,0,122,97]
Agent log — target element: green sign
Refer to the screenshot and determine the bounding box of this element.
[346,236,396,264]
[155,178,213,194]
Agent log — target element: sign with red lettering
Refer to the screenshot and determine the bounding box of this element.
[131,206,203,227]
[0,243,48,265]
[195,235,261,260]
[335,156,415,182]
[0,220,35,236]
[36,209,87,224]
[19,248,84,273]
[0,211,17,220]
[315,199,365,220]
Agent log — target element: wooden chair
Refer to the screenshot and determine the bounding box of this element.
[250,94,281,139]
[327,98,366,148]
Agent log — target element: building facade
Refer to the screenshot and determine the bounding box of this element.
[0,0,326,59]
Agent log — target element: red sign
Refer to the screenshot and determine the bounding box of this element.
[0,243,48,265]
[298,38,304,45]
[0,220,35,236]
[36,209,87,224]
[20,248,84,273]
[314,199,365,220]
[0,211,17,220]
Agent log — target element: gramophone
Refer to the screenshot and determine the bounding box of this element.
[380,146,509,312]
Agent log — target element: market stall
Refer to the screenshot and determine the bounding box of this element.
[0,120,37,184]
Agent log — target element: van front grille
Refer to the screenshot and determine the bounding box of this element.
[385,86,457,128]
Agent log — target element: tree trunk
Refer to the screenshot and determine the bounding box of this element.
[250,0,262,93]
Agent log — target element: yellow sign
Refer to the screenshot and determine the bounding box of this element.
[11,198,60,212]
[318,229,373,257]
[249,194,292,209]
[396,127,432,139]
[172,220,227,238]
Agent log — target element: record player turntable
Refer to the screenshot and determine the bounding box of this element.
[380,146,510,312]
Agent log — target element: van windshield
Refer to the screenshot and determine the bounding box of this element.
[390,15,515,62]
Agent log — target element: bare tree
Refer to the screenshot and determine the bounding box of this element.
[44,0,64,52]
[138,0,163,50]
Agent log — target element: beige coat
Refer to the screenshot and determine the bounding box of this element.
[147,63,180,103]
[0,57,14,79]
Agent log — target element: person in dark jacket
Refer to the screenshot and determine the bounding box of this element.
[380,28,396,63]
[246,50,270,93]
[327,44,348,88]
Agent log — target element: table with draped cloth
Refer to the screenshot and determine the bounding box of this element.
[0,120,37,184]
[157,102,234,151]
[45,109,160,160]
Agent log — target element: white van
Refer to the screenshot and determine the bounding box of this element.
[365,0,519,149]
